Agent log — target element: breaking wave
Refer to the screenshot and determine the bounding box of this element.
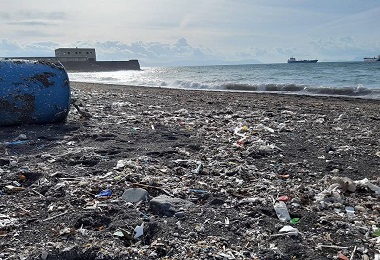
[68,62,380,100]
[222,83,379,98]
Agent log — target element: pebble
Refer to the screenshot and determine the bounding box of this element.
[150,195,194,217]
[174,211,185,218]
[121,188,149,203]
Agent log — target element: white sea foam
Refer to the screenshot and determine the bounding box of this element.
[68,63,380,99]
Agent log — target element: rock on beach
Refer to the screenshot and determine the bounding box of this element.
[0,82,379,259]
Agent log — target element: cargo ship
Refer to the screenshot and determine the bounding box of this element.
[287,57,318,63]
[363,55,380,62]
[2,47,140,72]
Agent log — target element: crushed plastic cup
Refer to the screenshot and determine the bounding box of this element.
[274,201,291,222]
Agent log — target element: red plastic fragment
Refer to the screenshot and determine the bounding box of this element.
[278,195,291,202]
[337,253,349,260]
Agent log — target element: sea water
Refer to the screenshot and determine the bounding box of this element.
[68,62,380,99]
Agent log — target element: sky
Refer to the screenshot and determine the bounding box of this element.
[0,0,379,66]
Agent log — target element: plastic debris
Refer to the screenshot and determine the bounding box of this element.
[345,206,355,215]
[337,253,349,260]
[59,227,74,236]
[277,195,291,202]
[113,230,124,237]
[224,217,230,227]
[372,228,380,237]
[95,189,112,198]
[290,218,300,224]
[189,189,208,194]
[16,134,28,140]
[134,223,144,238]
[4,140,29,146]
[1,82,379,259]
[114,229,134,242]
[279,225,299,234]
[273,201,291,222]
[271,225,300,237]
[4,185,25,193]
[354,178,380,194]
[238,197,262,204]
[191,161,203,174]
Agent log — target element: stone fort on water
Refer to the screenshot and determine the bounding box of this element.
[3,47,140,72]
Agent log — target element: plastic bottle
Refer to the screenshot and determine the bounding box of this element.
[274,201,291,222]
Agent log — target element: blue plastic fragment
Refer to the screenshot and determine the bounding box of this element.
[4,140,29,145]
[95,189,112,198]
[189,189,209,194]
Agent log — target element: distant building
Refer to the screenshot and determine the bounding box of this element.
[55,48,97,62]
[2,47,97,62]
[1,47,140,71]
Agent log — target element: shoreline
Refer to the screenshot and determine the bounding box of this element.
[0,81,379,259]
[71,80,380,102]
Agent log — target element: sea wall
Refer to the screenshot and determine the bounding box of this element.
[60,60,141,72]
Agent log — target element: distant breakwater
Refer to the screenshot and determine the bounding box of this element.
[61,60,141,72]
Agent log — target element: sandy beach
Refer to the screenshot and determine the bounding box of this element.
[0,82,379,259]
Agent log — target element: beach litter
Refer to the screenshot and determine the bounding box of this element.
[95,189,112,198]
[271,225,300,236]
[0,82,379,259]
[273,200,291,222]
[0,60,70,126]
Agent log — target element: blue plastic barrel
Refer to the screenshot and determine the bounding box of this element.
[0,59,70,126]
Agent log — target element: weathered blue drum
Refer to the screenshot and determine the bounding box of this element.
[0,59,70,126]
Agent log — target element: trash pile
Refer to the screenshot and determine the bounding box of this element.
[0,82,379,259]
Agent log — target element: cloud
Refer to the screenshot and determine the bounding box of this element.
[2,11,66,30]
[1,11,67,21]
[0,39,22,54]
[0,12,10,19]
[10,30,61,38]
[308,36,380,58]
[0,39,59,56]
[7,21,57,26]
[80,39,216,63]
[16,11,66,20]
